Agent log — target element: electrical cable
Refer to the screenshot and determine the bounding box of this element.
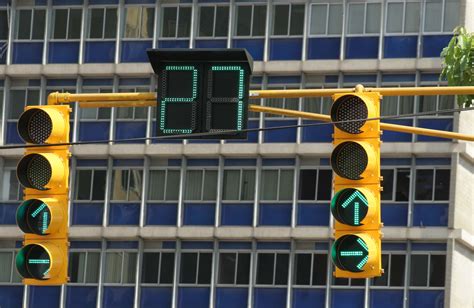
[1,105,473,150]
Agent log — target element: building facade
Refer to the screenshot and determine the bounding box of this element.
[0,0,473,307]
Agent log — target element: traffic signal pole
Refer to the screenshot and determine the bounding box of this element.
[47,85,474,141]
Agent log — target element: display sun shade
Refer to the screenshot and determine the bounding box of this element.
[147,49,253,139]
[18,108,53,144]
[331,188,369,226]
[331,95,368,134]
[331,142,368,180]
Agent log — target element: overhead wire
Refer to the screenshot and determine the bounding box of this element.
[0,105,473,150]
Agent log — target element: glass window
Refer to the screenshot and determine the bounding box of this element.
[236,6,252,36]
[381,169,394,201]
[256,252,289,285]
[310,4,326,35]
[124,6,154,39]
[415,169,434,200]
[294,253,327,285]
[222,169,256,201]
[434,169,450,200]
[298,169,331,201]
[273,4,304,36]
[184,170,217,201]
[148,169,180,201]
[53,8,82,40]
[218,252,250,285]
[424,0,442,32]
[310,4,343,35]
[141,252,175,284]
[0,252,13,282]
[347,3,381,35]
[410,254,428,286]
[443,0,460,32]
[179,252,213,285]
[161,6,191,38]
[0,10,8,40]
[69,251,100,283]
[429,254,445,286]
[75,169,107,201]
[89,8,117,39]
[17,9,46,40]
[198,6,229,38]
[111,169,143,201]
[405,2,420,33]
[1,169,21,201]
[385,1,421,33]
[104,251,137,284]
[252,5,267,36]
[8,89,40,120]
[386,3,403,33]
[372,254,405,286]
[260,169,294,201]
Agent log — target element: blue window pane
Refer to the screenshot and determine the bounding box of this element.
[408,290,444,308]
[146,203,178,226]
[221,203,253,226]
[178,287,210,308]
[215,288,248,308]
[345,37,379,59]
[109,203,140,225]
[259,204,292,226]
[254,288,286,308]
[370,290,404,308]
[0,203,19,224]
[29,286,61,308]
[103,287,134,308]
[292,289,325,308]
[66,286,98,308]
[269,38,303,60]
[331,289,364,308]
[0,286,23,308]
[183,203,215,226]
[140,287,172,308]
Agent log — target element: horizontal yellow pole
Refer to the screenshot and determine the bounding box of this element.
[251,105,474,142]
[78,100,156,108]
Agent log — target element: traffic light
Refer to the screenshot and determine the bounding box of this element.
[147,49,253,139]
[329,92,383,278]
[15,105,71,285]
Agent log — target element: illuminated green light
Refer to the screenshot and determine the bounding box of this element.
[42,211,48,234]
[31,203,46,218]
[354,202,359,225]
[28,259,50,264]
[357,238,369,252]
[341,191,368,208]
[340,251,363,256]
[357,255,369,269]
[43,268,50,276]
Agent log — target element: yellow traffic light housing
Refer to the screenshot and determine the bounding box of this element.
[330,92,383,279]
[15,105,70,285]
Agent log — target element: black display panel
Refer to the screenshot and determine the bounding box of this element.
[148,49,253,139]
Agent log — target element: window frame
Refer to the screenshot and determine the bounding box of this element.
[422,0,460,34]
[51,7,83,41]
[74,167,108,202]
[308,2,343,37]
[384,0,421,35]
[221,167,256,202]
[417,82,456,118]
[380,167,411,202]
[147,167,181,202]
[14,7,46,41]
[255,251,290,287]
[414,167,451,202]
[197,4,230,39]
[297,167,333,202]
[110,167,144,202]
[87,6,118,41]
[0,9,9,41]
[116,85,150,121]
[264,83,301,119]
[292,248,328,287]
[369,251,407,288]
[216,249,252,286]
[0,249,22,284]
[0,167,22,202]
[178,250,214,286]
[409,251,446,288]
[233,4,267,38]
[345,1,382,36]
[140,249,176,286]
[122,5,155,40]
[271,3,306,37]
[79,86,113,121]
[68,249,102,285]
[160,4,192,39]
[260,167,295,202]
[103,249,138,285]
[184,168,218,202]
[7,85,40,121]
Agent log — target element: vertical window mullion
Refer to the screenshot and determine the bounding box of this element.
[163,170,168,201]
[157,252,162,283]
[196,252,200,284]
[309,253,314,285]
[89,170,95,200]
[432,169,437,201]
[234,253,239,284]
[101,8,106,39]
[314,169,319,201]
[212,6,217,37]
[426,254,431,287]
[30,10,34,40]
[175,7,179,38]
[120,251,125,284]
[249,6,254,36]
[9,251,14,282]
[325,4,330,35]
[287,5,291,36]
[66,9,70,40]
[238,170,243,201]
[363,3,368,35]
[82,252,88,283]
[272,253,277,285]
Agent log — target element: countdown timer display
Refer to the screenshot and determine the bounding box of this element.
[147,49,253,139]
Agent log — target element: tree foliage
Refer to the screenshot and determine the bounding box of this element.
[440,26,474,107]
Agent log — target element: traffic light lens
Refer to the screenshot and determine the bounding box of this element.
[331,142,368,180]
[17,154,52,190]
[18,109,53,144]
[331,188,369,226]
[16,244,51,280]
[331,95,368,134]
[17,199,52,235]
[332,235,369,273]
